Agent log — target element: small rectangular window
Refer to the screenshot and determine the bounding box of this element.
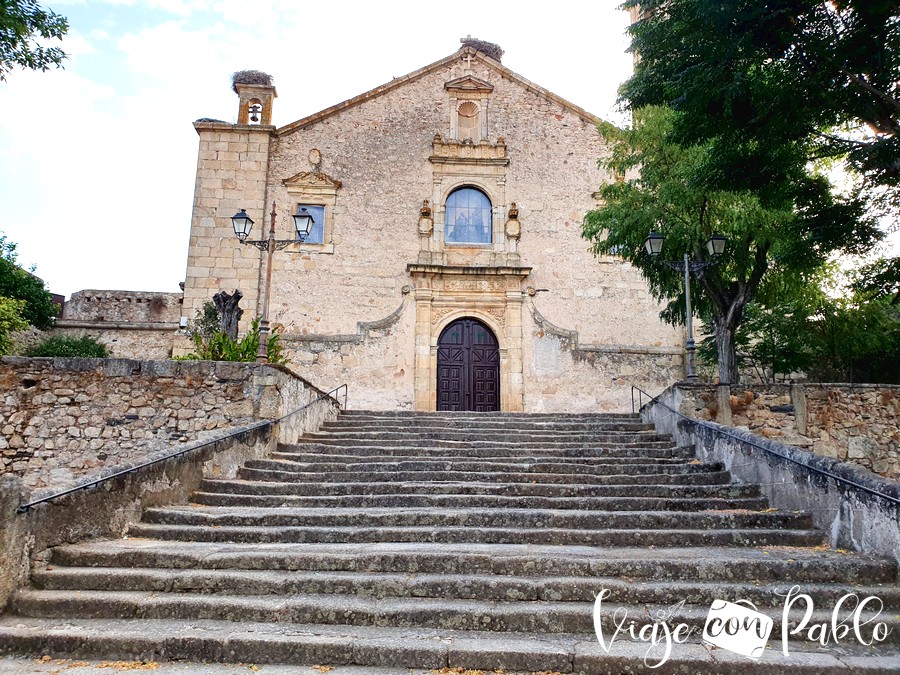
[297,204,326,244]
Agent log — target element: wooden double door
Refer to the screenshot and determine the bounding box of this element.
[437,318,500,412]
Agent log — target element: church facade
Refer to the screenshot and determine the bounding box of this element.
[177,43,685,411]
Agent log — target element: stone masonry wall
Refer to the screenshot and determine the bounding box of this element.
[62,290,182,323]
[0,357,325,490]
[48,325,175,360]
[177,49,683,412]
[671,383,900,480]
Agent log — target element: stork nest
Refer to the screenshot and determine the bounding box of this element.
[461,38,503,62]
[231,70,274,93]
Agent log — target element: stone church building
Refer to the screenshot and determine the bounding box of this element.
[62,41,686,412]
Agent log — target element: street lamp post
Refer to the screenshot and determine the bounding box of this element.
[644,232,726,380]
[231,202,315,363]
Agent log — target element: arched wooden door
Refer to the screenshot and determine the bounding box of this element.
[437,318,500,412]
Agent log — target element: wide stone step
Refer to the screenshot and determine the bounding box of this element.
[275,446,692,460]
[261,457,696,474]
[140,505,813,531]
[126,522,823,547]
[13,589,898,643]
[190,491,770,511]
[342,410,641,420]
[31,567,900,609]
[4,617,894,674]
[302,429,664,442]
[240,459,725,480]
[48,541,897,584]
[293,437,675,449]
[199,478,761,499]
[323,419,657,432]
[236,466,735,486]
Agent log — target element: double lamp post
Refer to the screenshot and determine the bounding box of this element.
[230,202,315,363]
[643,231,727,380]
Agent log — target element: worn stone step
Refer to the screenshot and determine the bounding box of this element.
[292,437,675,449]
[31,567,900,610]
[274,446,692,460]
[236,465,734,486]
[341,410,641,420]
[4,617,895,674]
[126,522,824,547]
[199,478,762,499]
[48,541,897,584]
[140,505,814,532]
[323,419,657,432]
[302,429,665,442]
[0,617,575,672]
[240,459,726,480]
[189,491,770,511]
[13,589,899,643]
[260,457,696,475]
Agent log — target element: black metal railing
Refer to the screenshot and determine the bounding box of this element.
[16,383,348,513]
[631,384,900,507]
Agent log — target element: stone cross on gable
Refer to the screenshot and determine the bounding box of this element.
[461,35,475,73]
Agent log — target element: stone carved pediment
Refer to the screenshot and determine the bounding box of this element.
[282,171,343,191]
[444,76,494,94]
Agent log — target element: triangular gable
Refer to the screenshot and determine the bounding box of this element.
[444,75,494,93]
[282,171,343,190]
[277,47,601,136]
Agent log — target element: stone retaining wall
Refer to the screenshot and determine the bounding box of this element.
[643,388,900,565]
[0,358,340,611]
[671,383,900,480]
[0,357,329,490]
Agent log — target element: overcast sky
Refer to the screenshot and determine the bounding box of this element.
[0,1,634,297]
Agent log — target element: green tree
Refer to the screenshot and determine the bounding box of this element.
[583,106,880,383]
[621,0,899,204]
[0,232,57,328]
[0,296,28,355]
[0,1,68,80]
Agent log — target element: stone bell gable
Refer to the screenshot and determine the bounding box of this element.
[180,42,684,411]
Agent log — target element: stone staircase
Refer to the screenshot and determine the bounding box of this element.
[1,410,898,673]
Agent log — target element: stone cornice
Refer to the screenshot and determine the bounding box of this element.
[193,121,276,135]
[406,264,532,278]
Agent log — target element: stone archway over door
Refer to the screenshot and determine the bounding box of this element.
[437,318,500,411]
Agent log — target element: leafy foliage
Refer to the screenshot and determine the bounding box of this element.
[187,301,222,344]
[0,296,28,355]
[583,106,880,383]
[700,284,900,385]
[621,0,899,207]
[0,0,68,80]
[0,232,57,329]
[179,316,286,364]
[26,334,110,358]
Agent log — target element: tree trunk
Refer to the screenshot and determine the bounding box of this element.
[213,289,243,341]
[713,316,739,384]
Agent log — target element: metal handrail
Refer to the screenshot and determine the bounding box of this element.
[632,383,900,507]
[16,383,348,513]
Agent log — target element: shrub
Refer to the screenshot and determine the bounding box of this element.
[177,317,286,364]
[26,335,110,358]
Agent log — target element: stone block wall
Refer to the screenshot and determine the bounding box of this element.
[62,290,182,324]
[669,383,900,480]
[0,357,327,490]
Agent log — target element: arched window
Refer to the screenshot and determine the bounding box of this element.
[445,187,492,244]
